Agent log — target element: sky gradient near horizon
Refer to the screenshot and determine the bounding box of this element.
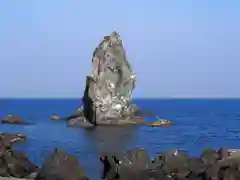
[0,1,239,98]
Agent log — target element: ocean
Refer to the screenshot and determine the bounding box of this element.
[0,98,240,179]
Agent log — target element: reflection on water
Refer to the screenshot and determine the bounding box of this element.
[75,126,139,179]
[83,126,138,154]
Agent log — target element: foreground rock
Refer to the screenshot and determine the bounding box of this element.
[0,133,39,179]
[0,115,28,125]
[0,132,26,149]
[36,148,88,180]
[0,134,89,180]
[1,137,240,180]
[100,147,240,180]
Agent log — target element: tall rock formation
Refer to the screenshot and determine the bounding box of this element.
[82,31,138,125]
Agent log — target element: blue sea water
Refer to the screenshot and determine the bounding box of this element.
[0,98,240,179]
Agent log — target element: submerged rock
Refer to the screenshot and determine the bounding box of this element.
[51,108,84,121]
[51,108,95,129]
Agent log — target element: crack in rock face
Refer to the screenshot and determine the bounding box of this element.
[82,31,138,125]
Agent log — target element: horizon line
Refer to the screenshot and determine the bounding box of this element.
[0,97,240,100]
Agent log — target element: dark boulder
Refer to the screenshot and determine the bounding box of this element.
[117,168,151,180]
[218,166,240,180]
[98,147,240,180]
[3,150,39,178]
[188,157,205,175]
[116,148,152,180]
[36,148,88,180]
[218,148,229,160]
[152,152,165,168]
[0,158,10,177]
[0,133,39,178]
[100,153,119,180]
[120,148,151,169]
[100,148,153,180]
[160,149,190,179]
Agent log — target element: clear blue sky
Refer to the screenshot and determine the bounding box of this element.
[0,1,239,98]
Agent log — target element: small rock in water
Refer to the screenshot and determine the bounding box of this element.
[0,115,28,125]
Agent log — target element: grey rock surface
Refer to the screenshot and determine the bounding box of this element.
[0,177,30,180]
[82,31,138,125]
[35,148,88,180]
[0,172,36,180]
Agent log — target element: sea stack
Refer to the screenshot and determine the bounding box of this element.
[82,31,138,125]
[51,31,173,127]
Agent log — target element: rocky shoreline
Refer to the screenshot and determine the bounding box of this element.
[0,133,240,180]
